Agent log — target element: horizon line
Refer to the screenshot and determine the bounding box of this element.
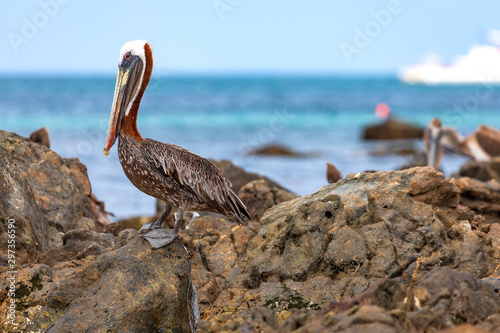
[0,69,398,78]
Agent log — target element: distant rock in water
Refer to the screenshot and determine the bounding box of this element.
[363,117,424,140]
[247,144,307,157]
[29,126,50,148]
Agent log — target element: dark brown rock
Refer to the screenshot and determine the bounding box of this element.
[363,117,424,140]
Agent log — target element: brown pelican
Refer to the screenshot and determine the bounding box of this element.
[326,162,342,184]
[104,40,250,249]
[424,118,444,169]
[29,127,50,148]
[425,117,500,169]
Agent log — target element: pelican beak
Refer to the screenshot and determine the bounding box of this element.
[104,56,144,155]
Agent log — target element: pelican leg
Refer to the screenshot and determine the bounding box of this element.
[141,208,183,249]
[140,205,172,231]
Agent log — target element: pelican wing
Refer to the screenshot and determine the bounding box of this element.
[441,127,472,156]
[476,125,500,157]
[141,139,249,225]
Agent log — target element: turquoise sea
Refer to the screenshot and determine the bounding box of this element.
[1,75,499,219]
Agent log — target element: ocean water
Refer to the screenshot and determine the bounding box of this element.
[1,75,499,219]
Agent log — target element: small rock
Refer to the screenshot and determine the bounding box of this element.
[248,144,303,157]
[326,162,342,184]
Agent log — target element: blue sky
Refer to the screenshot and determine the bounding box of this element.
[1,0,499,75]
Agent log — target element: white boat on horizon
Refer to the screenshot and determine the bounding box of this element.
[398,44,500,85]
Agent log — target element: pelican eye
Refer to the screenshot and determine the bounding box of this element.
[124,52,132,60]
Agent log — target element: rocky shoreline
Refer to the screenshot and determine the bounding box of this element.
[1,130,499,332]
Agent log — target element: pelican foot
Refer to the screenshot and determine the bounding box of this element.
[141,228,178,249]
[139,222,162,231]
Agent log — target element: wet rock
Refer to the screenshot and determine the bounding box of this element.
[363,117,424,140]
[5,233,198,332]
[452,177,500,224]
[239,179,298,221]
[0,131,94,270]
[458,158,500,182]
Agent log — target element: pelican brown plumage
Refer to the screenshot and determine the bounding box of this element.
[425,117,500,169]
[104,40,250,249]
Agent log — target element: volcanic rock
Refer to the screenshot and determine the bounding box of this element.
[0,130,94,269]
[5,232,198,332]
[194,167,499,330]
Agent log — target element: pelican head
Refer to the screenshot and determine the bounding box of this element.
[425,117,443,169]
[104,40,152,156]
